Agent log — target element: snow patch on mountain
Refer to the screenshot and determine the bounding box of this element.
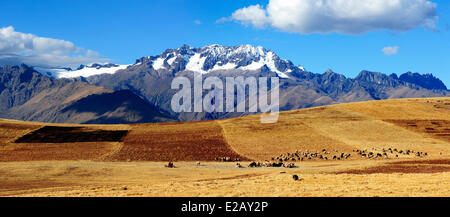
[186,53,208,74]
[211,62,237,71]
[167,54,177,65]
[36,64,129,79]
[238,51,290,78]
[152,57,165,70]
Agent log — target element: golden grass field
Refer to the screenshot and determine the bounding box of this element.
[0,97,449,197]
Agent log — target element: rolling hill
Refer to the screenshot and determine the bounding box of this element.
[1,97,449,162]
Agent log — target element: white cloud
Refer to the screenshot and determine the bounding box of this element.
[382,46,399,56]
[194,20,202,25]
[223,0,438,34]
[0,26,108,68]
[230,4,269,28]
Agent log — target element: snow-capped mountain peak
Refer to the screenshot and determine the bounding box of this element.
[36,44,300,79]
[137,44,297,78]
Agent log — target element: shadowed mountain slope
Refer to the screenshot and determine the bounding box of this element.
[0,65,173,124]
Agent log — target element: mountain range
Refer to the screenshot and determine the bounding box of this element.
[0,44,448,124]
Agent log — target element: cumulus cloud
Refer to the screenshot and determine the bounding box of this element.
[0,26,108,68]
[230,4,269,28]
[222,0,438,34]
[382,46,399,56]
[194,20,202,25]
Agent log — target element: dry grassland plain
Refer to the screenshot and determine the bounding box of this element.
[0,97,449,197]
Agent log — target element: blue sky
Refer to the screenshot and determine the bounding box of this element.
[0,0,449,86]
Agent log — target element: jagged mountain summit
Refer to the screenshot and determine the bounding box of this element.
[1,44,448,123]
[137,44,301,78]
[36,44,305,80]
[399,72,448,90]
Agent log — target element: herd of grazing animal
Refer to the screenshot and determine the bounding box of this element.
[215,157,241,162]
[248,161,296,168]
[353,147,428,159]
[268,149,353,162]
[212,147,430,169]
[267,147,430,163]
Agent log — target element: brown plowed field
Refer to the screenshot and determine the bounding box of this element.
[334,161,450,174]
[109,121,249,161]
[385,119,450,142]
[389,159,450,165]
[0,120,248,162]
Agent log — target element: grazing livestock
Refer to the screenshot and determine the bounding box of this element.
[215,157,241,162]
[248,162,257,167]
[267,146,428,164]
[283,163,295,168]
